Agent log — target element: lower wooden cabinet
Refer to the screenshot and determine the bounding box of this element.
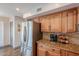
[37,43,61,56]
[37,47,47,56]
[37,43,79,56]
[37,43,47,56]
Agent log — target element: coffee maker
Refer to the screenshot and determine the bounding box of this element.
[50,33,58,42]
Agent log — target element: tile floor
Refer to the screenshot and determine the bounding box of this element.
[0,47,21,56]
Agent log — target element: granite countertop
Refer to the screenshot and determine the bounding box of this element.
[37,39,79,54]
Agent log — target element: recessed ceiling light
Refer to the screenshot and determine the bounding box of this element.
[16,8,20,11]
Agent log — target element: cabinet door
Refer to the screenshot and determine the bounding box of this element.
[37,44,47,56]
[51,13,62,32]
[67,9,77,32]
[50,15,54,32]
[37,47,47,56]
[61,11,68,33]
[40,16,50,32]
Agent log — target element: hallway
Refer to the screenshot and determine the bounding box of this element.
[0,47,21,56]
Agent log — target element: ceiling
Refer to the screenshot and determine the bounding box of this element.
[0,3,71,18]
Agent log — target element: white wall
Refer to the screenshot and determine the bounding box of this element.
[13,16,24,48]
[0,22,4,47]
[4,21,10,46]
[0,16,10,47]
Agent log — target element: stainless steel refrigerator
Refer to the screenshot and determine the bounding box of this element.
[21,20,41,56]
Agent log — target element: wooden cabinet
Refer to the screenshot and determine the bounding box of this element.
[37,43,61,56]
[37,43,79,56]
[67,9,77,32]
[37,47,47,56]
[40,16,50,32]
[51,13,62,32]
[37,43,60,56]
[61,11,68,33]
[61,9,77,33]
[37,43,47,56]
[39,8,77,32]
[50,15,54,32]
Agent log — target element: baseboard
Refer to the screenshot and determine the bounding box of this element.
[0,45,11,49]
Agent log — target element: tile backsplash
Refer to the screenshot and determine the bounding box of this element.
[43,32,51,40]
[43,32,79,45]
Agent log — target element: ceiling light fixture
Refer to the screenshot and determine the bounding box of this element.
[16,8,20,11]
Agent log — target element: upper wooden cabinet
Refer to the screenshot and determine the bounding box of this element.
[40,16,50,32]
[51,13,62,32]
[61,11,68,33]
[39,8,77,33]
[67,9,77,32]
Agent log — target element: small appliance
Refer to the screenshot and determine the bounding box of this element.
[50,33,58,42]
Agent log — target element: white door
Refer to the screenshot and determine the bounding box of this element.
[0,22,4,47]
[10,22,13,47]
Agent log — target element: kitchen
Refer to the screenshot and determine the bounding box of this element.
[0,3,79,56]
[22,3,79,56]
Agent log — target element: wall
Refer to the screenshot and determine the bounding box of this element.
[4,21,10,46]
[0,16,10,46]
[0,22,4,47]
[13,16,24,48]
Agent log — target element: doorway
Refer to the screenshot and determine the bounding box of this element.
[10,22,13,47]
[0,21,4,47]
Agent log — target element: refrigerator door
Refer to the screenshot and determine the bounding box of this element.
[21,22,28,55]
[27,21,33,47]
[21,21,33,56]
[21,21,41,56]
[25,47,32,56]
